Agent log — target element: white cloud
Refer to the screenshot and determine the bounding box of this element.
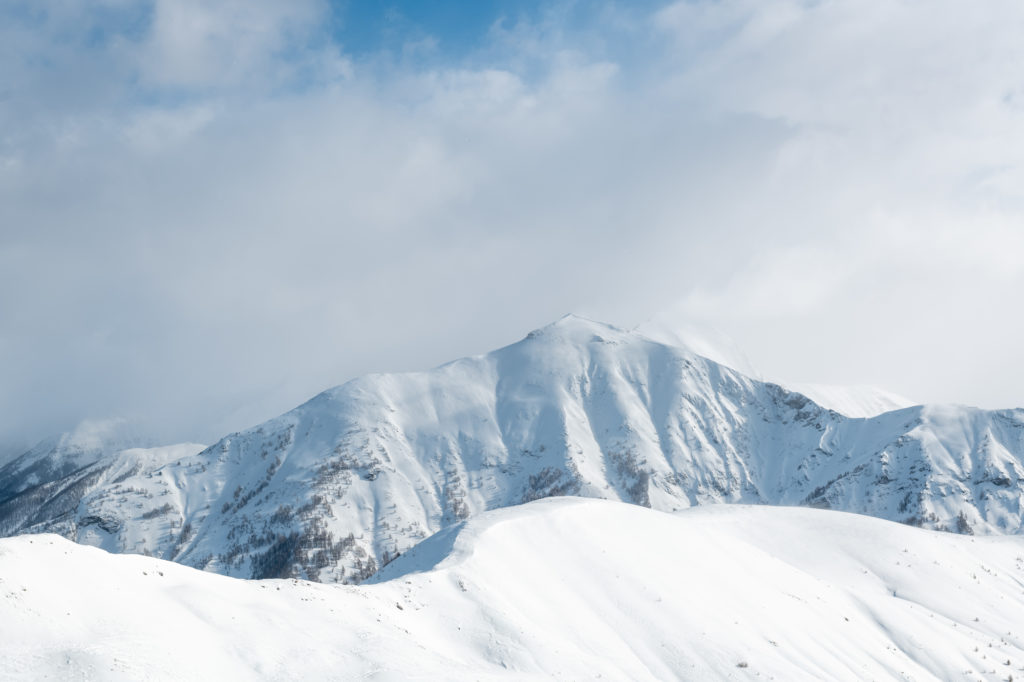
[137,0,332,88]
[636,0,1024,407]
[123,105,218,151]
[678,246,853,318]
[2,0,1024,448]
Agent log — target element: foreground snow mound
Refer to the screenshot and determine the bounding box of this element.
[3,499,1024,681]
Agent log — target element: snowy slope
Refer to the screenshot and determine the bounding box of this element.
[0,443,207,547]
[2,315,1023,583]
[2,499,1024,681]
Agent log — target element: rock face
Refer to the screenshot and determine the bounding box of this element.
[2,315,1023,582]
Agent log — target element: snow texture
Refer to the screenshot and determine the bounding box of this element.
[2,498,1024,681]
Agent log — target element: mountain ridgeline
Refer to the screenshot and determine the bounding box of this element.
[2,315,1023,582]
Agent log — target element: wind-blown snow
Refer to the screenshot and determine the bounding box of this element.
[634,316,762,379]
[788,383,916,418]
[634,316,918,418]
[2,499,1024,681]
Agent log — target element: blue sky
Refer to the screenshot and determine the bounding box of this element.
[333,0,550,57]
[329,0,664,70]
[3,0,1024,450]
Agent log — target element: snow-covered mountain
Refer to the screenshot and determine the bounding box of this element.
[3,499,1024,681]
[0,418,154,505]
[1,315,1023,583]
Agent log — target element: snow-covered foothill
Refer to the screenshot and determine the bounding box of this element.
[2,498,1024,681]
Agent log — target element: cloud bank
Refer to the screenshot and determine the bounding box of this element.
[2,0,1023,447]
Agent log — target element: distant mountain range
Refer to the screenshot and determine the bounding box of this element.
[2,315,1022,583]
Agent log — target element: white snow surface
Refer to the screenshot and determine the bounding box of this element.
[2,315,1024,584]
[2,498,1024,681]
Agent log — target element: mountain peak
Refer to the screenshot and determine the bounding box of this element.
[527,313,630,342]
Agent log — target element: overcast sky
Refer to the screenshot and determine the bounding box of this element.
[2,0,1024,450]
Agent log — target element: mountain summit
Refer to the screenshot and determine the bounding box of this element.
[2,316,1023,582]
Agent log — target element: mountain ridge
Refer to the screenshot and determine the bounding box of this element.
[1,315,1022,583]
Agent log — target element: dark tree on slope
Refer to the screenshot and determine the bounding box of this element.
[957,511,974,535]
[250,533,300,579]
